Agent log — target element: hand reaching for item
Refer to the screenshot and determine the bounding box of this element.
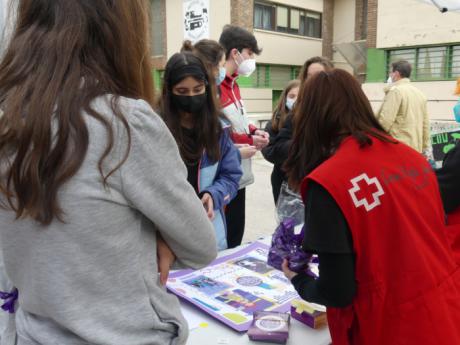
[157,234,176,286]
[201,192,215,220]
[282,258,298,281]
[236,144,257,159]
[254,129,269,139]
[252,134,269,150]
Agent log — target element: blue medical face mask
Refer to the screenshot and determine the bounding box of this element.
[285,98,296,111]
[216,67,226,86]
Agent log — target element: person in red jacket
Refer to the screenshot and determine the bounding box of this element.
[218,25,269,248]
[282,69,460,345]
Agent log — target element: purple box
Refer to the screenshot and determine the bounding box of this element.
[290,299,327,329]
[247,311,290,344]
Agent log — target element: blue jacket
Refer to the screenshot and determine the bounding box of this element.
[198,123,242,250]
[454,99,460,123]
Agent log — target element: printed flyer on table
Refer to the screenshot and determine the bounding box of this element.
[167,242,300,332]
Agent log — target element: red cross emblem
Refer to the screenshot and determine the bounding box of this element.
[348,173,385,211]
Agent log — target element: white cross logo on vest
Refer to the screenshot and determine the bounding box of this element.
[348,173,385,211]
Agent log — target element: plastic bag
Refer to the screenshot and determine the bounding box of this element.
[276,181,304,225]
[267,218,311,273]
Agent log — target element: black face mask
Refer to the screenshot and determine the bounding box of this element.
[171,93,207,113]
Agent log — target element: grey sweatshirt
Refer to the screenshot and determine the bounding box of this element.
[0,96,218,345]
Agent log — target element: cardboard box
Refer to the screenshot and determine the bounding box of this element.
[290,299,327,329]
[247,311,290,344]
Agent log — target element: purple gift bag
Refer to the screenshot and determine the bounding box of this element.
[267,218,311,273]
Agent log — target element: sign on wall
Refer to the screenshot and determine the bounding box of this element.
[431,129,460,163]
[183,0,210,43]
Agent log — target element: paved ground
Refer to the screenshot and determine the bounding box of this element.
[242,152,278,243]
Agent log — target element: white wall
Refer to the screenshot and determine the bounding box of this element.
[377,0,460,48]
[363,80,458,121]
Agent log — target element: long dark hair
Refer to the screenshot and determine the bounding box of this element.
[285,69,393,190]
[0,0,154,225]
[271,80,300,132]
[158,52,222,163]
[181,39,225,71]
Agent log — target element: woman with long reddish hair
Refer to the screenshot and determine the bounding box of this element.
[282,69,460,345]
[0,1,217,344]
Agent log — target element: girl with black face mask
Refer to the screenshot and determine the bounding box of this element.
[158,52,243,251]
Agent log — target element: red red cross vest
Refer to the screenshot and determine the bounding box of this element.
[449,209,460,225]
[301,136,460,345]
[447,207,460,264]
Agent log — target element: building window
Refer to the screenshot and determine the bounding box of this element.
[254,1,322,39]
[276,6,288,32]
[417,47,447,80]
[254,2,275,30]
[386,45,458,81]
[150,0,164,56]
[451,46,460,77]
[301,12,321,38]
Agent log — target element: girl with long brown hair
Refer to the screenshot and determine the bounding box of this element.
[0,1,217,344]
[181,39,227,87]
[261,79,300,203]
[282,69,460,345]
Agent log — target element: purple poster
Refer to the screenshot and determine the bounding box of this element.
[167,242,299,332]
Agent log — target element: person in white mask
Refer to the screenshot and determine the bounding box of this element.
[262,57,334,206]
[261,79,300,203]
[218,25,269,248]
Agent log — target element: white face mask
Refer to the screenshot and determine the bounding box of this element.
[285,98,296,111]
[387,76,393,84]
[236,52,256,77]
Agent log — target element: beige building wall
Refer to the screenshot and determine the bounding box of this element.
[249,0,325,123]
[166,0,231,58]
[377,0,460,48]
[363,81,458,121]
[165,0,183,58]
[275,0,323,12]
[254,0,324,66]
[255,30,322,66]
[332,0,355,73]
[241,88,274,123]
[210,0,231,40]
[248,0,323,126]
